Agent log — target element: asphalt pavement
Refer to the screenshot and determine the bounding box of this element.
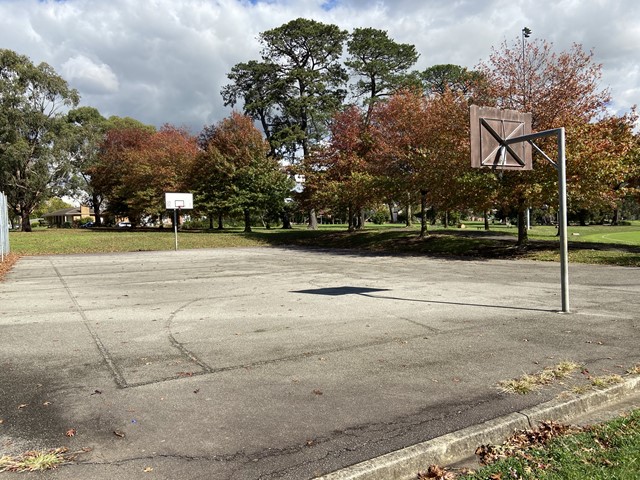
[1,246,638,479]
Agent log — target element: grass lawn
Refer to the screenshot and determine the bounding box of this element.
[444,408,640,480]
[4,221,640,268]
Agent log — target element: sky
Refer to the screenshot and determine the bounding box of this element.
[1,0,638,133]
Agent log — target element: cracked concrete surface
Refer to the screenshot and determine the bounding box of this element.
[1,247,638,479]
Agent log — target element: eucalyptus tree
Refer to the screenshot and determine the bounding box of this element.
[65,106,108,225]
[0,49,79,231]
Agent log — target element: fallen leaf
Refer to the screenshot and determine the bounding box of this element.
[43,401,53,406]
[0,419,4,424]
[17,404,28,409]
[490,473,503,480]
[90,390,102,395]
[65,428,77,437]
[114,430,126,438]
[312,389,323,396]
[193,389,200,394]
[143,466,153,472]
[177,372,193,377]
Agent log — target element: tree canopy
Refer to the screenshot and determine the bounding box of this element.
[0,49,79,231]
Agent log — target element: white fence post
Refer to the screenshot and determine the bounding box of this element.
[0,191,10,262]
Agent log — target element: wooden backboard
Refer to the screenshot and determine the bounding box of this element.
[470,105,532,170]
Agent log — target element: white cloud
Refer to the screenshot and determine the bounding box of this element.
[0,0,637,131]
[62,55,119,94]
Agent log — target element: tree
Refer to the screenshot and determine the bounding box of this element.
[421,64,482,97]
[567,112,639,224]
[302,105,379,231]
[193,112,292,232]
[223,19,348,229]
[368,89,472,237]
[346,28,419,118]
[367,90,431,232]
[0,49,80,231]
[477,38,611,245]
[220,60,281,157]
[65,107,108,225]
[91,124,196,225]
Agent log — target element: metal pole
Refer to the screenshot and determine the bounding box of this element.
[173,208,178,251]
[557,128,570,313]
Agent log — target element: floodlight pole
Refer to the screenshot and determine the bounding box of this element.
[505,127,570,313]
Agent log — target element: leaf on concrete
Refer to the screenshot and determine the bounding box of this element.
[65,429,76,437]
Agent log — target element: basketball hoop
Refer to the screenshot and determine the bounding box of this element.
[469,105,570,313]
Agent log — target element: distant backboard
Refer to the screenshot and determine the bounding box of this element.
[470,105,532,170]
[165,192,193,209]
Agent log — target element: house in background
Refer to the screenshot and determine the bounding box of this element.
[43,206,96,227]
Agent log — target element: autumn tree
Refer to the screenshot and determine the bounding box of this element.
[567,111,639,224]
[477,38,611,245]
[193,112,292,232]
[91,124,197,225]
[0,49,79,231]
[367,90,432,232]
[302,105,381,231]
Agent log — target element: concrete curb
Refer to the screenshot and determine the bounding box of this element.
[315,375,640,480]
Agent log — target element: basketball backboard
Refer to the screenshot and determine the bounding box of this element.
[470,105,532,170]
[165,192,193,209]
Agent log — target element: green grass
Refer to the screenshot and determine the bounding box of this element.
[454,408,640,480]
[6,221,640,267]
[8,228,268,255]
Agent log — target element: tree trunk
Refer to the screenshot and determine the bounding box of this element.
[92,193,102,227]
[209,214,214,230]
[217,212,224,230]
[281,210,292,229]
[484,210,490,230]
[517,202,528,246]
[388,203,394,224]
[308,209,318,230]
[243,209,252,233]
[612,208,620,226]
[443,211,449,228]
[347,204,355,232]
[419,190,428,238]
[405,198,412,227]
[21,210,32,232]
[357,208,365,230]
[578,209,588,226]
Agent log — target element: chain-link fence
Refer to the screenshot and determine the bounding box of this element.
[0,191,10,261]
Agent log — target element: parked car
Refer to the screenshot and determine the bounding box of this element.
[79,222,94,228]
[117,221,132,228]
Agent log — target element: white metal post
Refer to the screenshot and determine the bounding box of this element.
[505,127,570,313]
[173,208,178,251]
[557,128,570,313]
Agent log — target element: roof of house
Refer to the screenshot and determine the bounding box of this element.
[43,207,95,217]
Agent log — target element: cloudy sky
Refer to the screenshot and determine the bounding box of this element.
[1,0,638,132]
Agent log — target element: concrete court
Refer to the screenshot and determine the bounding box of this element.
[0,246,639,479]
